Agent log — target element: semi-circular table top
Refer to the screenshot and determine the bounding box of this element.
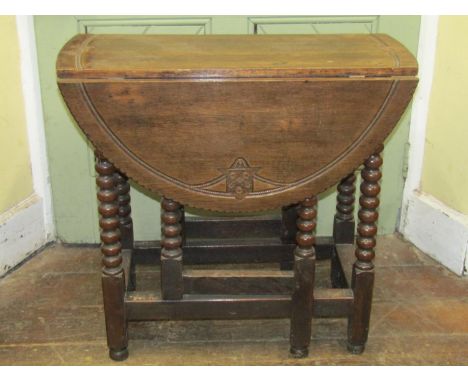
[57,34,418,212]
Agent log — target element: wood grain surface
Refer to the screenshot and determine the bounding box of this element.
[57,34,418,212]
[57,34,417,79]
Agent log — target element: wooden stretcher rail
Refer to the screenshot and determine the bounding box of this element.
[184,215,282,239]
[125,289,353,321]
[132,236,335,265]
[183,269,294,294]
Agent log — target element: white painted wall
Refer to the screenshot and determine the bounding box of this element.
[400,16,439,214]
[0,16,54,277]
[404,192,467,275]
[16,15,54,240]
[399,16,468,276]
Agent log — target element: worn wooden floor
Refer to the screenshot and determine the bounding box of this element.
[0,234,467,365]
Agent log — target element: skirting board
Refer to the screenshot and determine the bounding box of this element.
[0,194,50,277]
[401,191,468,276]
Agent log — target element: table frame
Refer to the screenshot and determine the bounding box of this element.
[95,144,383,361]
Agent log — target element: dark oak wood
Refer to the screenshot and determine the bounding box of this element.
[180,206,186,246]
[290,197,317,358]
[57,34,418,360]
[121,249,132,292]
[126,293,291,321]
[135,238,295,264]
[185,215,282,239]
[132,236,334,265]
[280,204,300,269]
[114,171,133,250]
[333,172,357,244]
[331,246,350,289]
[125,289,353,321]
[347,145,383,354]
[332,172,357,287]
[335,243,355,287]
[57,34,418,212]
[281,204,300,244]
[160,198,184,300]
[183,269,294,295]
[95,153,128,361]
[313,289,354,318]
[57,34,418,80]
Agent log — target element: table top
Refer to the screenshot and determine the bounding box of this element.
[57,34,418,212]
[57,34,417,81]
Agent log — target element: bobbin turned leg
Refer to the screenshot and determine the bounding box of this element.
[290,196,317,358]
[333,173,356,244]
[114,171,135,290]
[95,153,128,361]
[114,171,133,250]
[160,197,184,300]
[332,173,356,287]
[347,145,383,354]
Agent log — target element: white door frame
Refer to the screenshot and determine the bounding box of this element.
[399,16,468,276]
[16,15,54,240]
[399,15,439,216]
[0,16,54,277]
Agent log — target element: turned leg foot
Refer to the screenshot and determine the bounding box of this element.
[109,347,129,361]
[346,343,365,355]
[290,346,309,358]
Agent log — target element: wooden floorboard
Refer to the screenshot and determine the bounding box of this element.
[0,234,467,365]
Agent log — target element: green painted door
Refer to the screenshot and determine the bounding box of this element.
[34,15,420,243]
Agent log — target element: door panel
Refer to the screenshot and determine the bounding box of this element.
[248,16,379,34]
[34,15,420,243]
[77,16,212,34]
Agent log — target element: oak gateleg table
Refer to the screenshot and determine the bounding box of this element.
[56,34,418,361]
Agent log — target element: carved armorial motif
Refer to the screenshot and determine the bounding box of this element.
[219,157,260,199]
